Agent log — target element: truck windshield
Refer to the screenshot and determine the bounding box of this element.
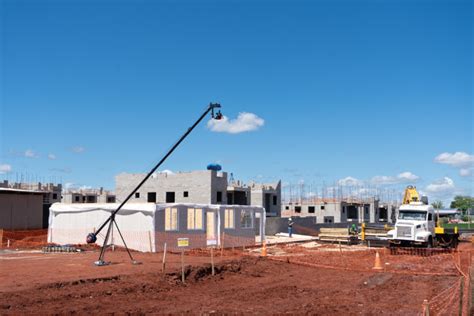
[398,211,427,221]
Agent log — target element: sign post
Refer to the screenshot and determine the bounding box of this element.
[211,247,215,276]
[177,238,189,283]
[162,242,167,274]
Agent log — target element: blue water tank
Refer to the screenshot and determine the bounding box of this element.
[207,163,222,171]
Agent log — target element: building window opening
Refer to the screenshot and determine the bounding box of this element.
[240,209,253,228]
[147,192,157,203]
[324,216,334,223]
[166,192,175,203]
[347,205,358,220]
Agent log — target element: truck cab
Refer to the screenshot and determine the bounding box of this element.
[387,202,435,247]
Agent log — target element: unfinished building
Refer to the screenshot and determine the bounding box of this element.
[116,170,281,217]
[281,198,398,224]
[0,181,62,228]
[62,187,116,204]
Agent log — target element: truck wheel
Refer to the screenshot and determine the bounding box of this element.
[426,237,433,249]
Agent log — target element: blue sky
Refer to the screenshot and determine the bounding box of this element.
[0,0,472,204]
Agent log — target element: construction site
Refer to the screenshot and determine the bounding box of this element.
[1,0,472,312]
[0,100,473,315]
[0,229,472,315]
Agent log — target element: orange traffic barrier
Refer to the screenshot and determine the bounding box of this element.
[373,251,383,270]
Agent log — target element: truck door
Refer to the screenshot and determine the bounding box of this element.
[427,212,435,233]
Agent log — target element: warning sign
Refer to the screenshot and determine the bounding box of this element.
[177,238,189,248]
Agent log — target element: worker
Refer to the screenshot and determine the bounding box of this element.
[288,217,294,238]
[350,223,358,235]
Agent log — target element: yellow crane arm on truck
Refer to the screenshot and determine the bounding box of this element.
[402,185,420,204]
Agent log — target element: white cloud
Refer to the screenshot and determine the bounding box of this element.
[397,172,419,181]
[0,164,12,174]
[72,146,85,153]
[426,177,455,193]
[434,152,474,168]
[434,152,474,178]
[24,149,38,158]
[48,154,57,160]
[371,171,419,185]
[207,112,264,134]
[160,169,174,175]
[337,176,362,186]
[459,168,472,177]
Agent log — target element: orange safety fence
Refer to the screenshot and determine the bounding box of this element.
[262,244,472,316]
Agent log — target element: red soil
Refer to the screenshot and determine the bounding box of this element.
[1,243,471,315]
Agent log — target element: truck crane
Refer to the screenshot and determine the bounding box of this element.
[387,186,459,248]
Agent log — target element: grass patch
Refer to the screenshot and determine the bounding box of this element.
[441,223,473,229]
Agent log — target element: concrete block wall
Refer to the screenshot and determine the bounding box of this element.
[116,171,227,205]
[282,202,343,223]
[282,200,393,224]
[265,217,355,236]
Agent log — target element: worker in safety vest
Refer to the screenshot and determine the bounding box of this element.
[349,223,358,235]
[288,218,294,238]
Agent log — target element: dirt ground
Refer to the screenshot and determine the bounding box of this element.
[1,241,471,315]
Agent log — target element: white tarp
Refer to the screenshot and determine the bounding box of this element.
[48,202,266,252]
[48,203,157,252]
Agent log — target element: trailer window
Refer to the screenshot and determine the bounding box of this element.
[165,207,178,231]
[225,209,235,229]
[241,210,253,228]
[187,208,203,230]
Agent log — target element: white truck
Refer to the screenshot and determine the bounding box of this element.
[387,201,459,248]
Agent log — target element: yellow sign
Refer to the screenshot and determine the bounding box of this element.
[177,238,189,247]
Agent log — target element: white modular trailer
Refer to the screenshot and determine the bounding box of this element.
[48,203,265,252]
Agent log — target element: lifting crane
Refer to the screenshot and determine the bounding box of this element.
[86,103,224,266]
[402,185,420,204]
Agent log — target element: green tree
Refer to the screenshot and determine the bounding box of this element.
[431,200,444,209]
[450,196,474,214]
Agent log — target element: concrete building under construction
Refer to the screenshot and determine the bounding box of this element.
[281,198,398,224]
[0,181,62,229]
[62,187,116,204]
[115,170,281,217]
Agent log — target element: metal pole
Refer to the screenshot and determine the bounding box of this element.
[211,247,215,276]
[181,249,185,283]
[162,242,167,273]
[93,103,220,237]
[89,103,222,264]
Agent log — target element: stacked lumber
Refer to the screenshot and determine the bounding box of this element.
[318,228,357,244]
[363,225,393,240]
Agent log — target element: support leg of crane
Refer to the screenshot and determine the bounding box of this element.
[95,217,114,266]
[113,218,141,265]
